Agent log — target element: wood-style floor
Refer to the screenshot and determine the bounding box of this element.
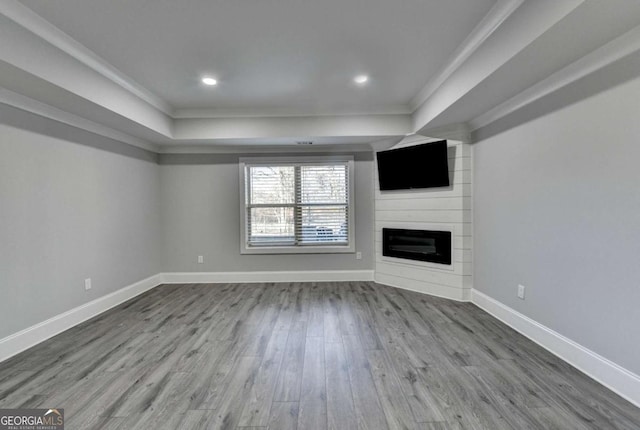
[0,282,638,429]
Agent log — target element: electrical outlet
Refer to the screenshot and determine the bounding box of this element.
[197,255,204,264]
[356,251,362,260]
[84,278,92,291]
[517,284,526,299]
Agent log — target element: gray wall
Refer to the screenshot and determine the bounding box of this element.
[0,122,162,339]
[473,73,640,374]
[159,152,374,272]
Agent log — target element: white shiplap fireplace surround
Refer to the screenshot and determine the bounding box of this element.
[374,136,472,301]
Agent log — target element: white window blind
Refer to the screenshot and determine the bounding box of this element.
[241,158,353,252]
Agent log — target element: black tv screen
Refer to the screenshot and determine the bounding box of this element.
[377,140,450,190]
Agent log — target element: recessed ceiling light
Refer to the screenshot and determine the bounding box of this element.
[354,75,369,85]
[202,77,218,86]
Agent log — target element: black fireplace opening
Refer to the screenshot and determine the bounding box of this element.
[382,228,451,265]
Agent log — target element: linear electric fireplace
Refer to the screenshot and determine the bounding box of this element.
[382,228,451,265]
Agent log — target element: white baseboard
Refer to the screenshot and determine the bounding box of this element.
[0,274,163,364]
[161,270,374,284]
[471,289,640,408]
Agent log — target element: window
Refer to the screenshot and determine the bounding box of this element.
[239,156,354,254]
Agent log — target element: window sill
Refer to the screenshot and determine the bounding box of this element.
[241,244,355,255]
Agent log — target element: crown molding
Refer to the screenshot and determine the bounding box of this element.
[469,24,640,132]
[0,87,158,152]
[409,0,525,110]
[0,0,173,116]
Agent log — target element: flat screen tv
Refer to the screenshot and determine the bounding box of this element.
[377,140,450,190]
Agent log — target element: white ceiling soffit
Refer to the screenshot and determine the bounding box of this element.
[0,58,174,147]
[0,0,171,116]
[2,0,637,150]
[409,0,525,111]
[465,0,640,132]
[0,10,174,140]
[0,87,159,151]
[172,115,410,141]
[470,27,640,132]
[411,0,584,134]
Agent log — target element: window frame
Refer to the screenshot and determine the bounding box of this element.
[239,155,355,255]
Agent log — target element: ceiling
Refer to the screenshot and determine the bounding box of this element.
[1,0,640,150]
[19,0,496,115]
